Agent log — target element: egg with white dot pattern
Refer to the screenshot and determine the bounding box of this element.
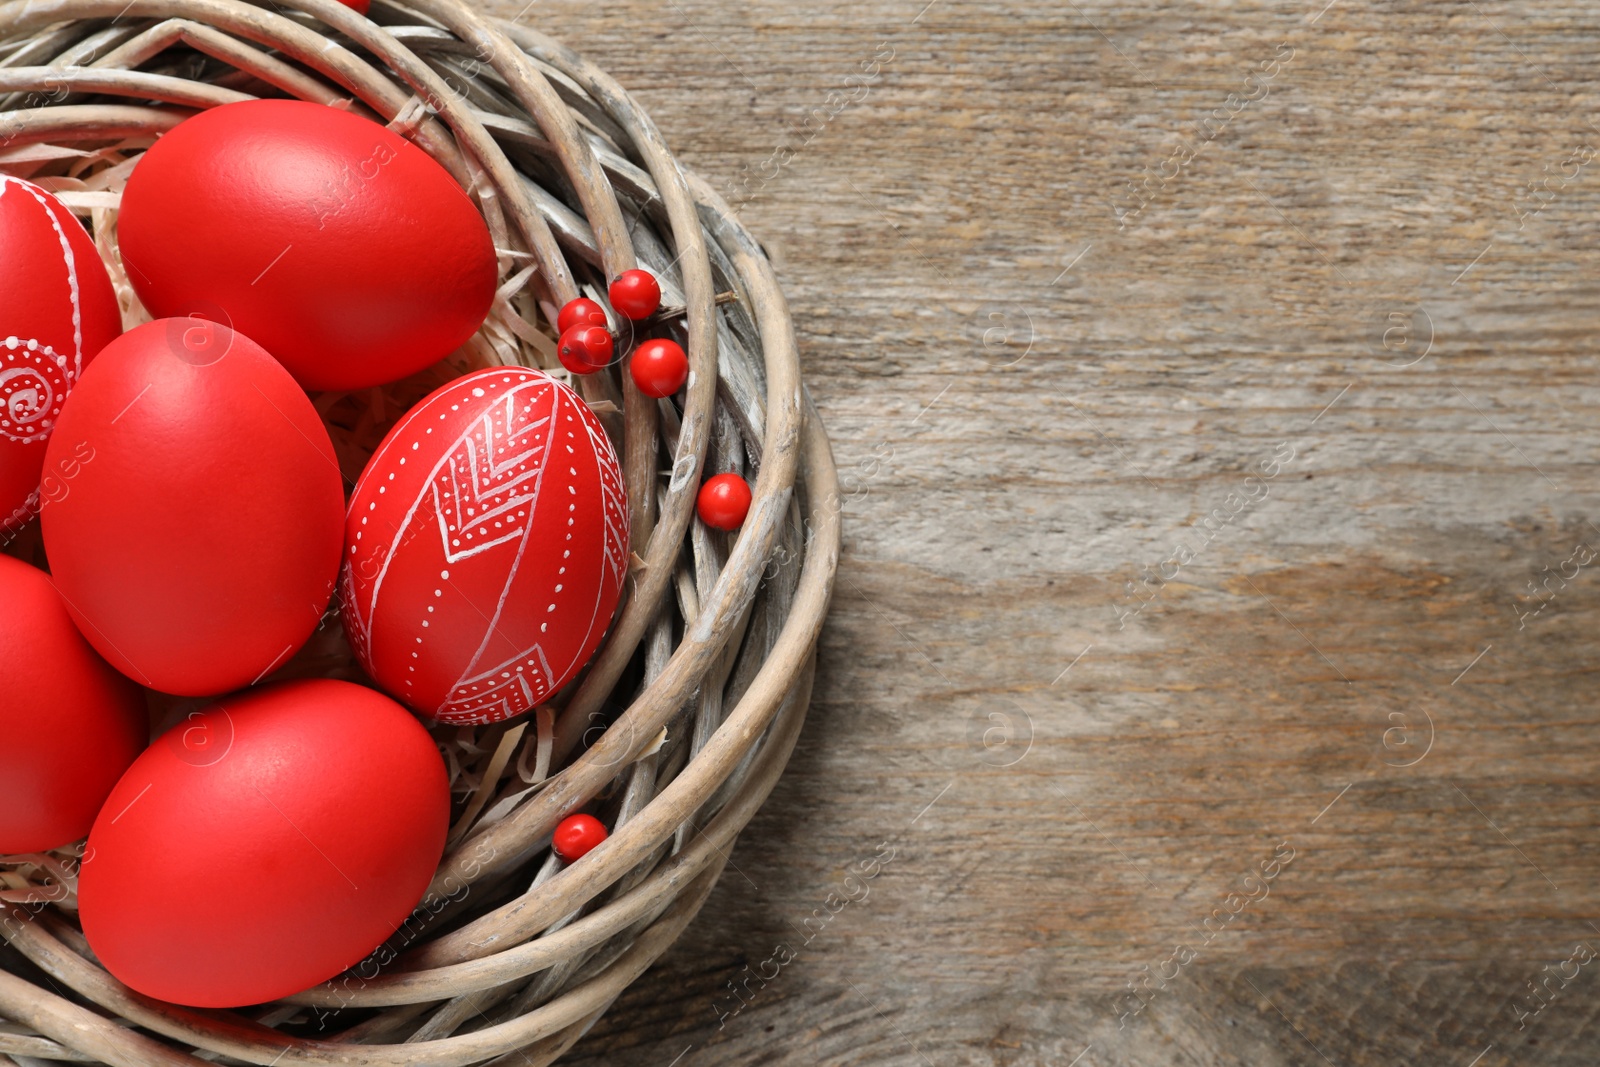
[341,369,629,725]
[0,177,123,539]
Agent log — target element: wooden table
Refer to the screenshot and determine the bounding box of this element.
[498,2,1600,1063]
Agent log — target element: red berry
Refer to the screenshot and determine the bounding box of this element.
[630,338,690,398]
[697,473,752,530]
[557,297,608,334]
[558,324,613,374]
[552,813,607,861]
[609,269,661,320]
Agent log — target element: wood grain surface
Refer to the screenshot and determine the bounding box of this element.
[486,1,1590,1063]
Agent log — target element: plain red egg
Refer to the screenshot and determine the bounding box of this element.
[118,99,497,391]
[341,369,629,725]
[78,679,449,1007]
[0,555,147,854]
[40,318,345,696]
[0,177,122,538]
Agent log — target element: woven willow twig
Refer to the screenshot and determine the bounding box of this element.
[0,1,840,1064]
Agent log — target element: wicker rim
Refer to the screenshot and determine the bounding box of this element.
[0,1,841,1064]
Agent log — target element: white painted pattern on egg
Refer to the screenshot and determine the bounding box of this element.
[341,370,627,725]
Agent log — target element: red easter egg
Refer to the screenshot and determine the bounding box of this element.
[79,679,449,1007]
[0,555,147,853]
[118,99,497,391]
[0,177,122,538]
[40,319,345,696]
[341,368,629,725]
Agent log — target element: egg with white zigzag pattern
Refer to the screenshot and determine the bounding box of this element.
[341,368,629,725]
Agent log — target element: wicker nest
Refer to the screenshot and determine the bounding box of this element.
[0,0,840,1063]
